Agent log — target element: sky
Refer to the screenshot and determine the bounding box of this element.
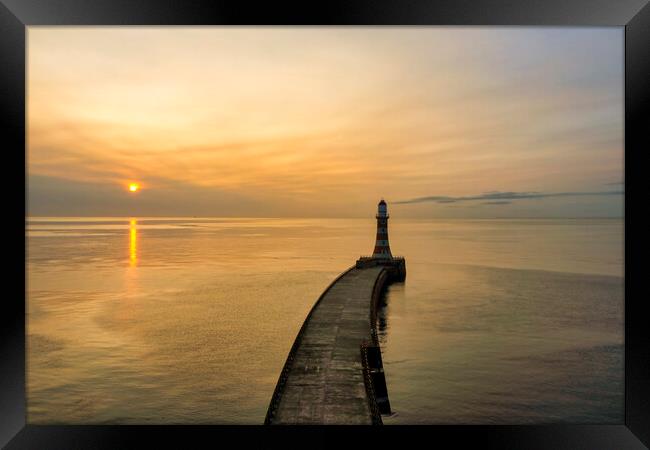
[27,27,624,218]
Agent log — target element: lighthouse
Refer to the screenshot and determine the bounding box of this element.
[372,199,393,259]
[355,199,405,277]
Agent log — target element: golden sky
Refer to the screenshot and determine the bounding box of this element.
[28,27,623,218]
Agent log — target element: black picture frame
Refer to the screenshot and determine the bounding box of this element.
[3,0,649,448]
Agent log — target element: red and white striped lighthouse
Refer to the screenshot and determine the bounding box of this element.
[372,199,393,259]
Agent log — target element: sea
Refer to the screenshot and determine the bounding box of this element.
[26,217,624,424]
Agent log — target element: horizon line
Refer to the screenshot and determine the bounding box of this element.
[25,214,625,220]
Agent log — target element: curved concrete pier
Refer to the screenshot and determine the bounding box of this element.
[265,258,405,425]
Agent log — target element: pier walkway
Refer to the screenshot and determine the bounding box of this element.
[265,260,404,425]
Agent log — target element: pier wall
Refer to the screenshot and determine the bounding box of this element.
[264,265,356,425]
[265,258,405,425]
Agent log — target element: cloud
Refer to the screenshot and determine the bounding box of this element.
[27,174,264,217]
[396,190,624,205]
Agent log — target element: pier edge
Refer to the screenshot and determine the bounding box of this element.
[264,264,356,425]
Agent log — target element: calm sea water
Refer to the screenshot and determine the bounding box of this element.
[26,217,623,424]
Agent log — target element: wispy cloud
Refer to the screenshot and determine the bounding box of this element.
[396,190,624,205]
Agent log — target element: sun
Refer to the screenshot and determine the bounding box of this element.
[129,183,139,192]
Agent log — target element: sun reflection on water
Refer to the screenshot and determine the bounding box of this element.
[129,219,137,266]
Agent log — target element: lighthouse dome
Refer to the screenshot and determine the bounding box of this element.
[377,199,388,215]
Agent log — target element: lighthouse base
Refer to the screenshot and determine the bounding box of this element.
[356,256,406,282]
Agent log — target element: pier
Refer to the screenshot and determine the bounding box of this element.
[265,199,405,425]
